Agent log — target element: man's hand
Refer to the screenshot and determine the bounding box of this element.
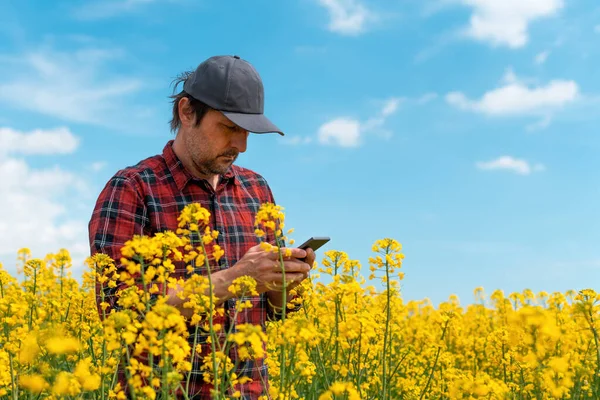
[263,246,315,314]
[230,244,313,293]
[285,247,315,292]
[165,244,315,319]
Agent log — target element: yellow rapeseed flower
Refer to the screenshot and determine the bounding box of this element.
[20,374,48,394]
[228,276,259,297]
[52,371,81,396]
[45,336,80,355]
[2,204,600,400]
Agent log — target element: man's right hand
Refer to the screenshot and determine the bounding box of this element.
[228,244,311,294]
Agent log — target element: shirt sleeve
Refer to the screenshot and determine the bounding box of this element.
[88,175,151,317]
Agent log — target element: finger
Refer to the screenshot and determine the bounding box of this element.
[270,273,306,285]
[279,247,308,260]
[260,274,307,292]
[262,247,309,262]
[281,259,311,273]
[305,248,316,266]
[249,243,270,253]
[259,272,289,284]
[263,280,284,292]
[262,271,307,284]
[265,249,289,261]
[259,260,284,273]
[285,272,308,283]
[264,260,299,274]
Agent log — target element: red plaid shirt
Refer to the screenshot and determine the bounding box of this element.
[89,140,285,399]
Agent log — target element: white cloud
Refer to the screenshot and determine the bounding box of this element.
[316,0,375,36]
[526,114,552,132]
[381,98,401,116]
[416,92,438,104]
[90,161,107,172]
[72,0,159,20]
[502,68,518,84]
[476,156,545,175]
[0,127,79,155]
[363,97,403,130]
[535,50,550,65]
[317,97,401,147]
[0,46,143,128]
[446,70,578,124]
[0,130,92,276]
[459,0,564,48]
[318,118,361,147]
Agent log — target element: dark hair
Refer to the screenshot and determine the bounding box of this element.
[169,71,212,133]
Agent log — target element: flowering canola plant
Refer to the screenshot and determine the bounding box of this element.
[0,203,599,399]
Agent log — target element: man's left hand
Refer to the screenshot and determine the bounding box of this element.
[265,247,315,312]
[282,246,315,291]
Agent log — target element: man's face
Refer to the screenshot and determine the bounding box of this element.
[182,104,249,177]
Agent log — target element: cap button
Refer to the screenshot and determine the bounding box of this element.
[233,55,240,59]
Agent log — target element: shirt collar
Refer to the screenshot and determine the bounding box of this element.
[163,140,239,192]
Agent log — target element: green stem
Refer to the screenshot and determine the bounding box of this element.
[354,325,363,393]
[220,289,249,395]
[78,298,84,344]
[186,324,201,395]
[300,284,331,390]
[200,240,221,398]
[381,246,392,400]
[138,258,150,314]
[275,237,288,396]
[177,383,191,400]
[100,339,107,400]
[161,330,168,399]
[8,352,17,400]
[28,267,37,330]
[332,254,343,385]
[138,258,155,388]
[96,280,108,400]
[418,319,450,400]
[388,348,411,382]
[62,300,72,326]
[110,357,120,394]
[124,345,138,400]
[333,292,341,382]
[586,308,600,395]
[357,349,371,398]
[1,283,16,399]
[60,264,64,299]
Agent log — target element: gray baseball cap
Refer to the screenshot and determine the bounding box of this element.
[183,55,284,136]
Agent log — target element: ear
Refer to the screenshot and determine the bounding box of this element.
[178,97,195,127]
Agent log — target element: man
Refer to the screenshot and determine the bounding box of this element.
[88,55,315,399]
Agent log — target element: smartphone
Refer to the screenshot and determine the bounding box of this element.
[298,236,330,252]
[297,236,330,265]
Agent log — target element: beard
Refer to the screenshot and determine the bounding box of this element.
[184,126,240,177]
[195,150,239,176]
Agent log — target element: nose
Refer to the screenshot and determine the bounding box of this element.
[231,130,249,153]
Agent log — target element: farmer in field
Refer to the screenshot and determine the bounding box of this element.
[88,55,315,399]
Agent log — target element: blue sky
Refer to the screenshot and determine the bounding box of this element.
[1,0,599,307]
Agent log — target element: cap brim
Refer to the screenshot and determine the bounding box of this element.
[222,112,284,136]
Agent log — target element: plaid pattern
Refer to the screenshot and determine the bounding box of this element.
[89,140,287,399]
